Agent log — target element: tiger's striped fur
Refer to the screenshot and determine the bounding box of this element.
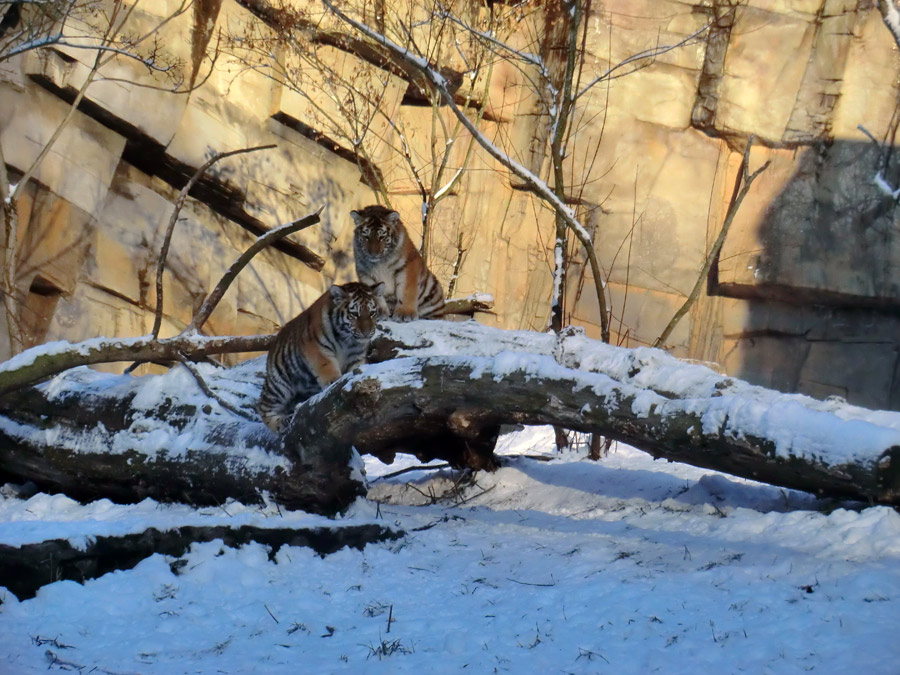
[351,205,445,321]
[258,282,385,433]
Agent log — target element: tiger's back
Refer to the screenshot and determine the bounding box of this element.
[258,282,384,433]
[351,205,444,321]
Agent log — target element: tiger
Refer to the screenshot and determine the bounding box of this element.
[351,204,445,321]
[257,281,385,433]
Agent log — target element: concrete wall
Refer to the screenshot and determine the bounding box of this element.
[1,0,898,409]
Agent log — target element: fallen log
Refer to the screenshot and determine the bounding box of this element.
[291,353,900,504]
[0,523,402,601]
[0,362,364,515]
[1,320,899,509]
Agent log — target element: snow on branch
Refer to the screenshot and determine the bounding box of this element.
[363,320,900,503]
[0,333,274,397]
[2,320,899,510]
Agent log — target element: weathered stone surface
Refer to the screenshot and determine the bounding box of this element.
[565,119,723,297]
[585,0,708,72]
[251,118,371,248]
[717,7,816,141]
[14,182,94,298]
[270,43,407,167]
[798,340,897,408]
[0,84,125,216]
[782,10,862,143]
[603,63,700,130]
[463,56,533,124]
[720,332,811,393]
[24,21,191,147]
[831,6,900,140]
[747,0,827,18]
[379,105,462,195]
[570,278,691,354]
[707,294,900,411]
[90,164,171,305]
[45,284,147,348]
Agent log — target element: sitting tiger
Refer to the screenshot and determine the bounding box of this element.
[258,281,385,433]
[351,204,445,321]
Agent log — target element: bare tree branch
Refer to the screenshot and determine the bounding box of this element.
[186,208,323,334]
[0,333,274,397]
[149,143,277,342]
[877,0,900,51]
[575,22,713,100]
[175,354,258,421]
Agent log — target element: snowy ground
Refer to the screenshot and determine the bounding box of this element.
[2,426,900,674]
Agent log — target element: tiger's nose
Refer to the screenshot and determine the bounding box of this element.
[358,316,376,336]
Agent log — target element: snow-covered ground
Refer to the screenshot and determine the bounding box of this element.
[2,426,899,674]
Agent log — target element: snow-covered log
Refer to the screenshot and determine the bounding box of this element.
[0,362,365,515]
[0,522,401,601]
[1,320,899,509]
[364,321,900,504]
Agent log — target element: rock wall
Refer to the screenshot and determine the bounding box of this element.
[0,0,898,409]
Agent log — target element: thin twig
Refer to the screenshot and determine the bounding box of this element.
[446,232,466,298]
[576,21,713,99]
[506,575,556,587]
[448,483,496,506]
[374,463,452,480]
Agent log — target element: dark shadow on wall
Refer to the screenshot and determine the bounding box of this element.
[710,139,900,411]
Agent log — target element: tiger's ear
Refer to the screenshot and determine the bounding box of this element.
[386,210,401,226]
[329,285,346,302]
[350,210,363,227]
[370,281,386,297]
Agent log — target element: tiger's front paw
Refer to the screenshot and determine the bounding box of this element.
[393,307,418,322]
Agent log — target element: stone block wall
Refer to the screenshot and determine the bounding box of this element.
[1,0,898,411]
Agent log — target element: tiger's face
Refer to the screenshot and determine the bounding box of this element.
[351,205,402,259]
[330,282,386,339]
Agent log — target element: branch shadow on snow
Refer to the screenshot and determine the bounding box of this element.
[505,455,825,514]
